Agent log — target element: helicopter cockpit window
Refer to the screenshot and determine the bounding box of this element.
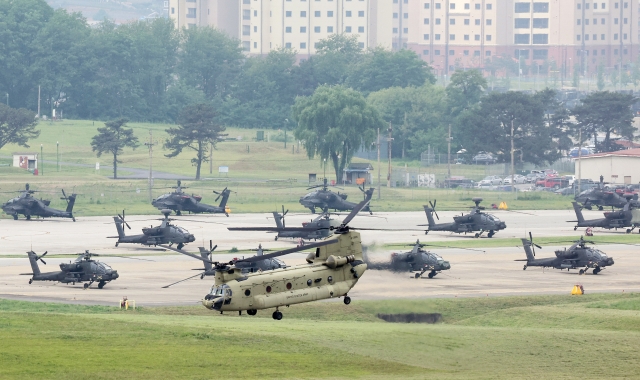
[592,249,607,259]
[304,191,318,198]
[176,226,188,234]
[487,214,500,222]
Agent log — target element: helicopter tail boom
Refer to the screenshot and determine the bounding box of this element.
[521,238,535,262]
[572,202,585,223]
[113,216,126,239]
[423,206,437,229]
[27,252,41,275]
[65,194,77,213]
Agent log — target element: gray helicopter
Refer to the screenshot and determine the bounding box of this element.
[2,183,76,221]
[110,209,196,250]
[390,240,452,278]
[161,241,288,287]
[151,180,232,216]
[422,198,507,238]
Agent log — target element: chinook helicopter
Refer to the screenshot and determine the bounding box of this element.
[570,199,640,233]
[109,209,196,250]
[2,184,77,221]
[299,178,373,214]
[228,205,340,242]
[152,181,231,216]
[517,233,615,275]
[422,198,507,238]
[21,250,151,289]
[390,240,452,278]
[161,241,288,288]
[193,190,373,320]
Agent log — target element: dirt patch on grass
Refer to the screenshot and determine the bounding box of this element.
[377,313,442,324]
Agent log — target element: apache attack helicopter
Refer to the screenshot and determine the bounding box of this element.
[517,233,615,275]
[228,205,340,242]
[161,241,288,288]
[21,250,151,289]
[2,184,77,221]
[389,240,452,278]
[110,209,196,250]
[152,180,231,216]
[421,198,507,238]
[570,199,640,233]
[574,183,633,210]
[299,178,373,214]
[194,191,373,320]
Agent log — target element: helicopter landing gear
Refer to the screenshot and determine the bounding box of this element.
[12,214,17,220]
[272,310,283,320]
[488,231,495,238]
[177,243,184,250]
[83,283,90,289]
[414,273,421,278]
[115,242,119,247]
[474,230,484,238]
[26,215,31,220]
[176,210,182,216]
[428,271,437,278]
[579,269,585,275]
[247,309,257,316]
[574,226,578,231]
[343,296,351,305]
[274,236,278,241]
[593,267,601,275]
[98,281,106,289]
[627,228,635,234]
[523,265,527,270]
[28,279,33,284]
[598,206,604,211]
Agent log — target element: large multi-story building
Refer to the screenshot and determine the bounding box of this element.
[170,0,639,76]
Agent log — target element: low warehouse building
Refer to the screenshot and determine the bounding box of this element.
[575,148,640,184]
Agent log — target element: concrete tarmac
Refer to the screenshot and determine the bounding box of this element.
[1,210,638,307]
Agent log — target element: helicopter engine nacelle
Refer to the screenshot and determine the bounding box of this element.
[325,255,355,269]
[339,193,347,200]
[59,263,81,271]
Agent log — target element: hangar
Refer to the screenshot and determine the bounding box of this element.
[575,148,640,185]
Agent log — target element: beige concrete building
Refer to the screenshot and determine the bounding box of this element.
[399,0,639,76]
[169,0,240,38]
[576,148,640,184]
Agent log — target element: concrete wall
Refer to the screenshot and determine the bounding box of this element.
[576,156,640,184]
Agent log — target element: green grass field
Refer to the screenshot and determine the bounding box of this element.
[1,294,639,379]
[0,120,574,216]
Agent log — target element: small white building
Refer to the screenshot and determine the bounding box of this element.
[12,152,38,171]
[575,148,640,185]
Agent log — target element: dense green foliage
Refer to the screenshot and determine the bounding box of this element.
[0,103,40,150]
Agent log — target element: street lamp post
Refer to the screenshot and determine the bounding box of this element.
[56,141,59,172]
[5,93,8,106]
[40,144,43,176]
[284,119,289,149]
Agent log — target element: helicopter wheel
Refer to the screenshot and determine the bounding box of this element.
[574,226,578,231]
[414,273,421,279]
[579,269,585,275]
[98,281,106,289]
[523,265,527,270]
[343,296,351,305]
[28,279,32,284]
[274,236,278,241]
[488,231,495,238]
[593,268,600,275]
[272,310,283,320]
[598,206,604,211]
[176,211,182,216]
[26,215,31,220]
[474,233,480,238]
[247,309,257,316]
[83,283,89,289]
[627,229,632,234]
[428,271,435,279]
[12,214,17,220]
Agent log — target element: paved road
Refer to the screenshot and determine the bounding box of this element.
[0,210,638,307]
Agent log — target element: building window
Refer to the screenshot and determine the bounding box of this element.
[474,50,480,56]
[253,42,257,48]
[464,50,469,56]
[486,19,492,25]
[435,49,440,55]
[475,19,480,25]
[243,0,250,3]
[243,9,250,20]
[593,50,597,56]
[423,49,429,55]
[577,3,581,9]
[314,26,321,32]
[515,49,529,59]
[171,7,174,14]
[393,27,398,33]
[624,18,628,25]
[424,3,430,9]
[424,34,429,40]
[359,11,365,17]
[602,49,605,55]
[286,11,292,17]
[403,27,408,33]
[486,4,492,9]
[465,3,470,9]
[593,18,597,25]
[486,35,492,41]
[577,35,581,41]
[515,18,530,28]
[301,11,306,17]
[242,25,250,35]
[315,10,320,17]
[593,34,597,40]
[424,18,429,24]
[403,13,408,18]
[450,3,455,9]
[436,3,441,9]
[449,50,455,55]
[624,33,628,40]
[300,42,306,49]
[435,18,441,25]
[285,27,291,33]
[533,2,549,12]
[615,18,618,25]
[345,26,352,32]
[327,11,333,17]
[475,3,480,9]
[602,2,606,9]
[614,49,618,55]
[464,34,469,40]
[533,49,548,59]
[358,26,364,33]
[475,34,480,41]
[601,34,605,40]
[328,26,333,32]
[533,18,548,28]
[486,51,491,56]
[450,18,455,25]
[577,19,581,26]
[187,8,196,18]
[301,26,307,32]
[624,1,628,8]
[514,34,530,44]
[435,34,441,40]
[450,34,455,40]
[393,13,398,18]
[614,33,618,40]
[601,18,605,24]
[359,42,364,48]
[242,41,250,51]
[515,3,530,12]
[346,11,352,17]
[285,42,292,48]
[464,19,469,25]
[585,34,589,41]
[254,26,257,32]
[585,19,589,25]
[624,48,628,54]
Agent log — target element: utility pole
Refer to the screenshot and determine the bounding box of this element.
[145,130,155,202]
[387,124,393,188]
[447,124,452,183]
[209,142,213,174]
[377,128,381,199]
[56,141,59,172]
[578,128,582,195]
[40,144,43,176]
[37,86,40,118]
[511,120,515,194]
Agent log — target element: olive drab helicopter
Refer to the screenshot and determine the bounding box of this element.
[228,205,340,242]
[421,198,507,238]
[152,180,232,216]
[389,240,453,279]
[299,178,373,214]
[21,250,151,289]
[194,191,373,320]
[161,241,288,288]
[570,198,640,233]
[517,233,615,275]
[109,209,196,250]
[1,184,77,221]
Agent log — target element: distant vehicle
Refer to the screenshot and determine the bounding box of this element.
[472,152,497,164]
[525,172,545,183]
[554,187,575,196]
[536,177,569,189]
[478,176,503,186]
[503,175,526,185]
[444,177,475,188]
[563,175,576,187]
[568,147,592,157]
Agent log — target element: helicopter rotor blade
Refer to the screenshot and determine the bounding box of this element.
[159,245,217,263]
[237,239,339,263]
[162,272,206,288]
[117,213,131,230]
[429,200,439,220]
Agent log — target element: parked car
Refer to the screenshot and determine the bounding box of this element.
[554,187,575,196]
[537,177,570,189]
[525,172,544,183]
[472,152,497,164]
[563,175,576,187]
[503,174,527,185]
[478,175,503,186]
[444,177,476,188]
